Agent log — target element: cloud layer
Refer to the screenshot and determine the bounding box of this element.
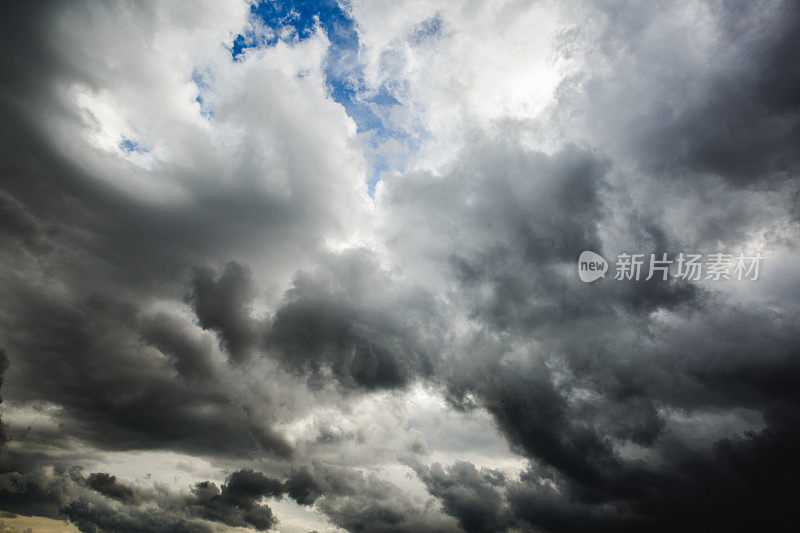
[1,1,799,532]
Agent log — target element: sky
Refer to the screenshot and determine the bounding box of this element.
[1,1,799,532]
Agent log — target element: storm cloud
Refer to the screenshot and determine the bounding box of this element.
[2,1,800,532]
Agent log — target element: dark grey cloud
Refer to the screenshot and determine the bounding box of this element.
[283,462,455,532]
[0,349,7,449]
[429,301,800,531]
[267,249,440,390]
[82,472,135,502]
[1,462,457,533]
[61,500,212,533]
[562,0,800,187]
[375,101,800,531]
[381,141,701,340]
[415,461,510,533]
[185,469,283,532]
[1,467,289,533]
[140,313,217,381]
[0,286,292,459]
[2,1,800,532]
[0,470,63,521]
[189,262,262,363]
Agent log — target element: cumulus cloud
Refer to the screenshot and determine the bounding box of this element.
[2,0,800,532]
[189,262,262,363]
[267,248,440,390]
[0,467,289,532]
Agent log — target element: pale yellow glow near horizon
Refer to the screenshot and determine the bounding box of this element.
[0,513,80,533]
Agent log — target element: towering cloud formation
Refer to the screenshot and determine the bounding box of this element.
[1,1,799,532]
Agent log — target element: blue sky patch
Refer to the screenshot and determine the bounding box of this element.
[231,1,419,194]
[192,69,214,118]
[119,137,148,154]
